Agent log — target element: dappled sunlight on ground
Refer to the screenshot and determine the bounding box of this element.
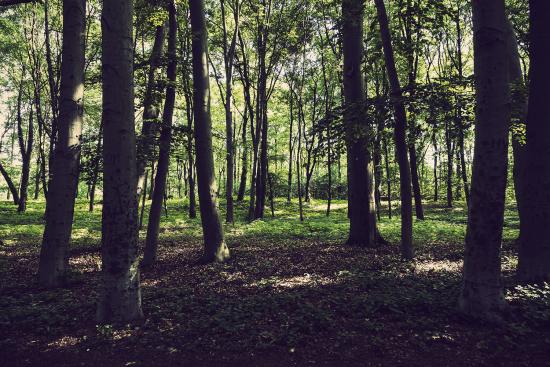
[1,199,549,366]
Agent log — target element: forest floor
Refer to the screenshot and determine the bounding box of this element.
[1,198,549,366]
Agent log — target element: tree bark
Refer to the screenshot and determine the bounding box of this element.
[96,0,143,323]
[459,0,510,317]
[375,0,413,258]
[17,86,34,213]
[343,0,377,247]
[137,25,166,197]
[517,0,550,282]
[236,103,248,202]
[38,0,86,288]
[0,161,20,205]
[190,0,230,263]
[142,0,178,267]
[221,0,239,223]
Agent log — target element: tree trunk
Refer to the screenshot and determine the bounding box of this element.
[236,105,248,201]
[0,161,20,205]
[383,136,392,219]
[287,84,294,203]
[137,25,166,197]
[38,0,86,288]
[190,0,230,263]
[432,132,439,202]
[459,0,510,317]
[221,0,239,224]
[96,0,143,323]
[253,11,269,220]
[88,123,103,212]
[16,81,34,213]
[343,0,377,247]
[142,0,177,267]
[517,1,550,282]
[445,121,454,208]
[375,0,413,258]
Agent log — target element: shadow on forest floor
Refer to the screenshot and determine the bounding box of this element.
[0,199,549,366]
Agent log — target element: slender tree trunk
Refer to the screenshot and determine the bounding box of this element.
[433,132,439,202]
[287,86,294,203]
[455,9,470,205]
[16,82,34,213]
[142,0,177,267]
[221,0,239,224]
[409,142,424,219]
[296,98,304,222]
[0,161,20,205]
[254,11,269,220]
[236,106,248,201]
[96,0,143,323]
[44,0,59,181]
[517,0,550,282]
[459,0,510,317]
[383,136,392,219]
[137,25,166,197]
[375,0,413,258]
[139,170,148,230]
[190,0,230,263]
[445,122,454,208]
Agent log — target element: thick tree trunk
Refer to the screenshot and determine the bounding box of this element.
[459,0,510,317]
[517,1,550,282]
[343,0,377,247]
[190,0,230,263]
[96,0,143,323]
[142,0,177,267]
[38,0,86,288]
[137,25,166,197]
[375,0,413,258]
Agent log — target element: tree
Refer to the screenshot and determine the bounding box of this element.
[341,0,378,246]
[15,76,33,213]
[96,0,143,323]
[517,0,550,282]
[38,0,86,288]
[190,0,230,263]
[374,0,413,259]
[220,0,240,224]
[142,0,178,267]
[136,24,166,198]
[459,0,510,317]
